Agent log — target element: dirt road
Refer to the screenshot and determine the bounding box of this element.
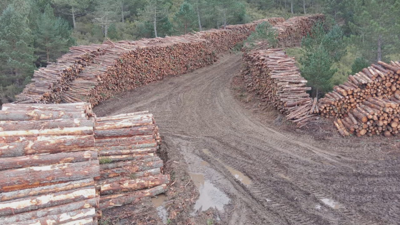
[95,54,400,225]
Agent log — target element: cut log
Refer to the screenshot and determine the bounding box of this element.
[0,186,96,216]
[0,179,94,202]
[99,161,163,179]
[0,119,94,132]
[0,160,99,192]
[0,110,86,121]
[0,135,94,158]
[0,151,97,171]
[13,208,96,225]
[99,174,169,195]
[94,125,156,139]
[99,184,167,209]
[1,198,98,223]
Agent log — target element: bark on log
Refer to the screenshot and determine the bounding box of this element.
[99,148,157,156]
[99,153,157,164]
[0,119,94,132]
[99,160,163,179]
[1,198,98,223]
[0,126,93,137]
[99,184,167,210]
[0,186,96,216]
[0,110,86,121]
[94,125,156,139]
[0,179,94,202]
[0,135,94,158]
[12,208,96,225]
[0,151,97,171]
[99,174,169,195]
[0,160,99,192]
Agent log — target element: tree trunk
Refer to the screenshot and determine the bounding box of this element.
[71,6,76,29]
[303,0,306,14]
[291,0,294,14]
[153,8,158,38]
[121,2,124,23]
[377,34,382,62]
[196,1,202,31]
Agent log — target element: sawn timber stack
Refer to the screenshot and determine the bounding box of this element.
[94,112,169,210]
[0,103,99,225]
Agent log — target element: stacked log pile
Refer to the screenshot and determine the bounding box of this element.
[0,103,100,224]
[334,97,400,137]
[274,14,325,47]
[16,44,111,104]
[242,49,317,127]
[318,61,400,118]
[94,112,169,210]
[17,16,311,106]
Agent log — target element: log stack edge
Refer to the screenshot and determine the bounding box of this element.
[0,103,168,224]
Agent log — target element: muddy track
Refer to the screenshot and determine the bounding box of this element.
[95,54,400,225]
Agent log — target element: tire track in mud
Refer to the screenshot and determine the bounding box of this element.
[95,53,400,225]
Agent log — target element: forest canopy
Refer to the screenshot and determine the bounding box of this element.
[0,0,399,103]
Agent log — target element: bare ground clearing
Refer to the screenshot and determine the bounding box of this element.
[95,53,400,225]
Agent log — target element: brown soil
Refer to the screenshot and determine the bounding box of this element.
[95,53,400,225]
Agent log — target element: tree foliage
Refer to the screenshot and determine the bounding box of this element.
[0,5,35,102]
[35,4,74,65]
[300,23,345,97]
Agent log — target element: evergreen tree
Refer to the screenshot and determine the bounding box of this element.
[351,57,370,74]
[174,1,197,34]
[300,23,345,97]
[349,0,400,62]
[35,4,74,65]
[0,5,35,96]
[51,0,92,30]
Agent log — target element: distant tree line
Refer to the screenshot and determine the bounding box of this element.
[0,0,399,102]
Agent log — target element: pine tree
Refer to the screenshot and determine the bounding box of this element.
[300,23,346,97]
[174,1,196,34]
[350,0,400,62]
[0,5,35,102]
[35,4,74,65]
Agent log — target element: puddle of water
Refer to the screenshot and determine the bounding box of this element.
[202,149,252,186]
[194,180,230,212]
[190,173,205,189]
[321,198,341,209]
[189,172,230,213]
[224,164,252,185]
[151,194,168,224]
[151,194,168,208]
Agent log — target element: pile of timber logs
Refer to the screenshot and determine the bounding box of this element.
[274,14,325,48]
[16,44,111,104]
[17,15,320,107]
[318,61,400,119]
[94,112,169,211]
[242,49,317,127]
[0,103,100,224]
[335,97,400,137]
